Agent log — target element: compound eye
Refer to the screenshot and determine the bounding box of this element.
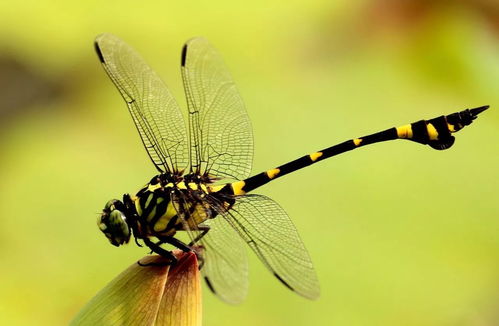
[98,200,131,247]
[109,209,126,224]
[103,199,118,212]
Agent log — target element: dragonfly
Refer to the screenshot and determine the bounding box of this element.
[95,33,488,304]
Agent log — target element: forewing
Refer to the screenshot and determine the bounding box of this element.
[224,194,320,299]
[170,191,249,304]
[95,33,188,173]
[181,37,253,180]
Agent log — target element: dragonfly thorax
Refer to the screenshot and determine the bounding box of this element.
[131,173,216,239]
[98,173,220,249]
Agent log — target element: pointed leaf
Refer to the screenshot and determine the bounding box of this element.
[155,251,202,326]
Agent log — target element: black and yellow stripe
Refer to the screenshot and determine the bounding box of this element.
[226,106,489,195]
[135,181,214,237]
[135,186,180,236]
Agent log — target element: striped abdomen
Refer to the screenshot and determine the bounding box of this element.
[221,106,489,195]
[394,106,486,149]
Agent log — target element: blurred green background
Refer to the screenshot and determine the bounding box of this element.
[0,0,498,325]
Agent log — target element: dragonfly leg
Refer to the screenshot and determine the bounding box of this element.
[157,235,192,252]
[156,235,206,269]
[188,225,210,246]
[134,236,143,247]
[188,225,210,270]
[138,238,177,266]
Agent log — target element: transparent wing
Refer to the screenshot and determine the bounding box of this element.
[197,216,249,304]
[95,33,188,173]
[181,37,253,180]
[171,191,249,304]
[223,194,320,300]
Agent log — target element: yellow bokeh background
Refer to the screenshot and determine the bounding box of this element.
[0,1,497,325]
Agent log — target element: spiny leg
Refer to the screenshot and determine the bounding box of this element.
[157,235,192,252]
[188,225,210,269]
[155,226,212,268]
[138,238,177,266]
[188,225,210,246]
[134,236,143,248]
[158,233,208,269]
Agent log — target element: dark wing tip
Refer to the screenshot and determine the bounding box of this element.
[273,273,295,292]
[181,44,188,67]
[94,41,105,63]
[273,272,320,300]
[204,276,216,294]
[470,105,489,117]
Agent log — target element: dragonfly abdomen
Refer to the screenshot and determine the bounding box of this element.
[228,106,488,195]
[396,106,487,149]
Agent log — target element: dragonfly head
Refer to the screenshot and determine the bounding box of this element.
[98,199,131,247]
